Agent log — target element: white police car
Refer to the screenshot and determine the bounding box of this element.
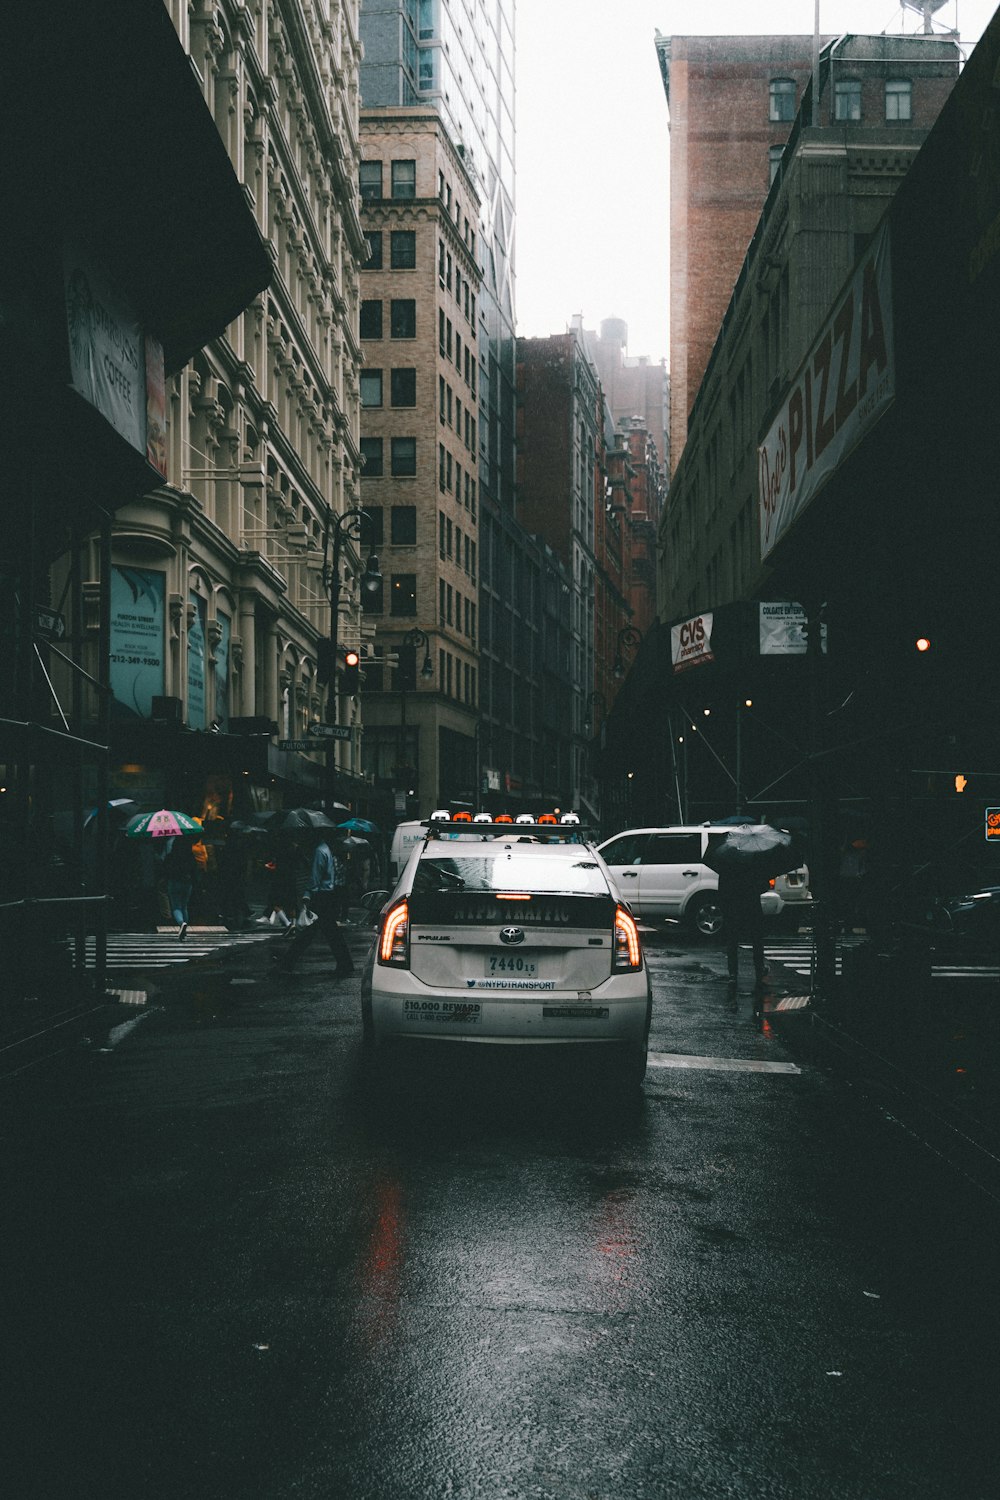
[361,821,652,1084]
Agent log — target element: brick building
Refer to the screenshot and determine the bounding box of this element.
[656,33,821,472]
[357,109,482,812]
[658,31,961,622]
[583,316,669,480]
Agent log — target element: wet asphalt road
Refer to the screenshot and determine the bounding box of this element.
[1,930,998,1499]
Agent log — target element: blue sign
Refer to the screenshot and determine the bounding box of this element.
[109,567,165,717]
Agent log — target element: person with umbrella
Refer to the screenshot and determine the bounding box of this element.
[717,863,769,992]
[124,809,203,937]
[706,824,803,992]
[161,833,199,941]
[272,827,354,977]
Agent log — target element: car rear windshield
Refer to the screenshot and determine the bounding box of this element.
[413,853,610,897]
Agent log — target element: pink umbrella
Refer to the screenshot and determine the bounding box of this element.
[124,809,203,839]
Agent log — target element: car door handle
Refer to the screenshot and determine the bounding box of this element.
[682,870,699,877]
[622,870,638,878]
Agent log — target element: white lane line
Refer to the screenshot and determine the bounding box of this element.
[648,1052,801,1075]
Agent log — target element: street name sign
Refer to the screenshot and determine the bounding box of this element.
[307,723,352,741]
[277,739,312,753]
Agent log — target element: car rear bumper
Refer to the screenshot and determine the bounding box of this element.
[370,968,651,1047]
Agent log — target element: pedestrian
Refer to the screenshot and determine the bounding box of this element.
[162,834,199,941]
[272,831,354,976]
[718,865,768,990]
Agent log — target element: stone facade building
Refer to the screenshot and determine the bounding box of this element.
[86,0,372,825]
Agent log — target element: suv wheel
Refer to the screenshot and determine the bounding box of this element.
[690,895,725,939]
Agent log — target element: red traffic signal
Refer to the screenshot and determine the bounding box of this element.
[343,649,360,694]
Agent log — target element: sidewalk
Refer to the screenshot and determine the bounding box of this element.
[770,943,1000,1202]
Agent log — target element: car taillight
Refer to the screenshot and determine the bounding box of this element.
[613,905,642,971]
[378,899,410,966]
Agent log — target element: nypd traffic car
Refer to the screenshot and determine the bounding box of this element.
[361,820,652,1084]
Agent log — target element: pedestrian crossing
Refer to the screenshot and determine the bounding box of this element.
[761,937,999,985]
[72,927,276,971]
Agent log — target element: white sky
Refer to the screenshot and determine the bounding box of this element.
[514,0,998,364]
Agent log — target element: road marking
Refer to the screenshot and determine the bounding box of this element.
[774,995,811,1011]
[648,1051,801,1075]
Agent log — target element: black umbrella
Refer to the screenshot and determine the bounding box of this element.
[704,824,805,880]
[269,807,341,833]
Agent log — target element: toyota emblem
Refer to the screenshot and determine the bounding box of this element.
[499,926,525,945]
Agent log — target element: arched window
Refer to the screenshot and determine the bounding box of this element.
[769,78,796,123]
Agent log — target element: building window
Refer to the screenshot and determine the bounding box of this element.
[361,505,384,545]
[391,299,416,338]
[360,369,383,408]
[769,78,796,122]
[391,159,416,199]
[391,505,417,545]
[390,230,417,268]
[391,437,417,476]
[391,368,417,407]
[835,80,862,121]
[885,79,912,122]
[419,51,435,90]
[364,232,383,269]
[363,573,384,613]
[768,144,784,185]
[360,438,383,478]
[360,300,383,339]
[390,574,417,616]
[359,160,383,201]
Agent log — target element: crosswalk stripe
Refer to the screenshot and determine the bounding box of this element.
[68,930,275,971]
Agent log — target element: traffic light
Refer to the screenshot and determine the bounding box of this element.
[342,648,360,694]
[316,639,334,686]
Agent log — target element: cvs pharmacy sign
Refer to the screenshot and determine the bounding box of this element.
[671,612,714,674]
[759,221,895,560]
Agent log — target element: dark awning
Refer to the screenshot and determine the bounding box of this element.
[4,0,272,376]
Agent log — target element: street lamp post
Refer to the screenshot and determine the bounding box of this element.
[584,691,606,735]
[398,626,433,803]
[321,507,381,815]
[613,625,643,680]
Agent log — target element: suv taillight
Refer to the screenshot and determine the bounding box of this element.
[613,905,642,971]
[378,899,410,967]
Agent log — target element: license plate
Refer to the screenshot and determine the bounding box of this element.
[486,953,538,976]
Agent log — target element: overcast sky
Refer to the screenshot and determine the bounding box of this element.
[514,1,998,364]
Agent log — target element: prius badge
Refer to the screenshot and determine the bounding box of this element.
[499,926,525,945]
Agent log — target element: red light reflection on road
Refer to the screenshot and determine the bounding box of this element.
[357,1174,405,1352]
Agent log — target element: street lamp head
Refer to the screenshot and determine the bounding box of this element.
[420,652,434,679]
[360,551,382,595]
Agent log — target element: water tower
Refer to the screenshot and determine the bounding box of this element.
[900,0,953,33]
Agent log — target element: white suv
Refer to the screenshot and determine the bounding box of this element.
[597,825,795,937]
[361,822,652,1083]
